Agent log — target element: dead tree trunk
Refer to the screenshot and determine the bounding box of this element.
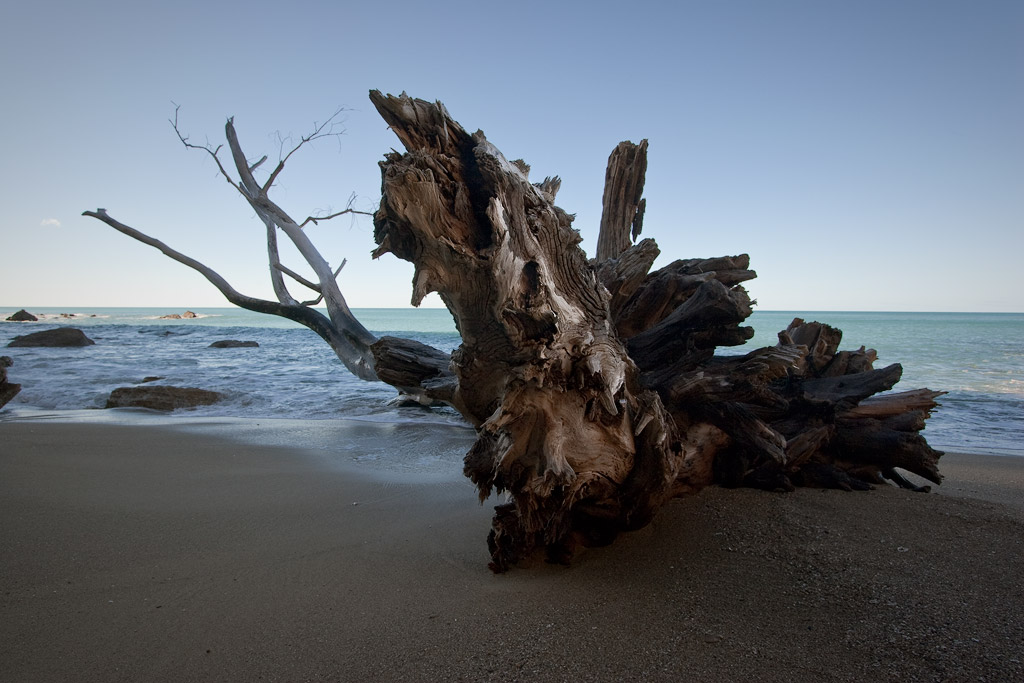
[369,92,944,571]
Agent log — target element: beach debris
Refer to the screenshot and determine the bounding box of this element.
[83,92,948,572]
[5,309,37,322]
[105,386,223,411]
[208,340,259,348]
[0,356,21,409]
[7,327,95,347]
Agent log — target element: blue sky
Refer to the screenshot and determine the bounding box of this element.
[2,0,1021,311]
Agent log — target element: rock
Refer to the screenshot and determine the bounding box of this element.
[140,376,164,383]
[209,340,259,348]
[106,386,223,411]
[0,356,21,409]
[159,313,182,319]
[182,310,198,319]
[5,309,37,322]
[7,328,96,347]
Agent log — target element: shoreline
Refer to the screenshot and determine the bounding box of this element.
[2,421,1022,681]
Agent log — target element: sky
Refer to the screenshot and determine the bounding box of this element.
[2,0,1021,312]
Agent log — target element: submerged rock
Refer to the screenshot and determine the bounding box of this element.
[106,386,223,411]
[209,340,259,348]
[0,356,21,409]
[7,328,95,347]
[5,309,37,322]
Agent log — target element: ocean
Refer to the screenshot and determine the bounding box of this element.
[1,307,1021,457]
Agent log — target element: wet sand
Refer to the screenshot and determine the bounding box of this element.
[1,421,1021,682]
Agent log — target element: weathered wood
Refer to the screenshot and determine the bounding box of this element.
[615,255,757,339]
[0,356,21,410]
[370,336,458,406]
[371,91,697,570]
[596,140,648,261]
[370,91,946,570]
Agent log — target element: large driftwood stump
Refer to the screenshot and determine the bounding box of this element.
[369,92,944,571]
[83,92,945,572]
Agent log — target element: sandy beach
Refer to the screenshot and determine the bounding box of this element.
[1,420,1021,682]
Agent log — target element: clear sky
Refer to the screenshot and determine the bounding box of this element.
[2,0,1021,311]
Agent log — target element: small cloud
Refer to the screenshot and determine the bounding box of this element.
[40,218,61,228]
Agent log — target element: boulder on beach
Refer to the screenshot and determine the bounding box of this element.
[106,386,223,411]
[0,356,21,409]
[5,309,37,322]
[209,340,259,348]
[7,328,95,347]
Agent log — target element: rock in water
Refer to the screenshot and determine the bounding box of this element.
[7,328,95,347]
[0,356,21,409]
[5,309,38,322]
[209,340,259,348]
[182,310,198,318]
[106,386,223,411]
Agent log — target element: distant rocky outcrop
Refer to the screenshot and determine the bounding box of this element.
[5,309,37,322]
[0,356,21,409]
[160,310,198,320]
[7,328,95,347]
[209,340,259,348]
[106,386,223,411]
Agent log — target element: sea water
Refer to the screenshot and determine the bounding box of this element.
[1,307,1021,457]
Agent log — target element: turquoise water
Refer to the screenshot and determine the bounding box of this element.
[2,307,1021,456]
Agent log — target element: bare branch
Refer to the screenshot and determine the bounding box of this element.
[225,116,263,198]
[262,108,347,194]
[83,209,280,308]
[274,263,322,293]
[170,105,244,197]
[298,207,373,228]
[82,209,379,382]
[249,155,268,174]
[334,258,347,279]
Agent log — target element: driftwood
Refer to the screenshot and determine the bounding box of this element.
[368,92,944,571]
[0,356,20,409]
[85,92,945,572]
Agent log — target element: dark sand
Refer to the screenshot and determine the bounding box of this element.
[1,421,1021,682]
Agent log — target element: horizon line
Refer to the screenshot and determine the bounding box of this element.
[3,305,1023,315]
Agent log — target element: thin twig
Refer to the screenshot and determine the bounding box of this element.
[298,207,373,228]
